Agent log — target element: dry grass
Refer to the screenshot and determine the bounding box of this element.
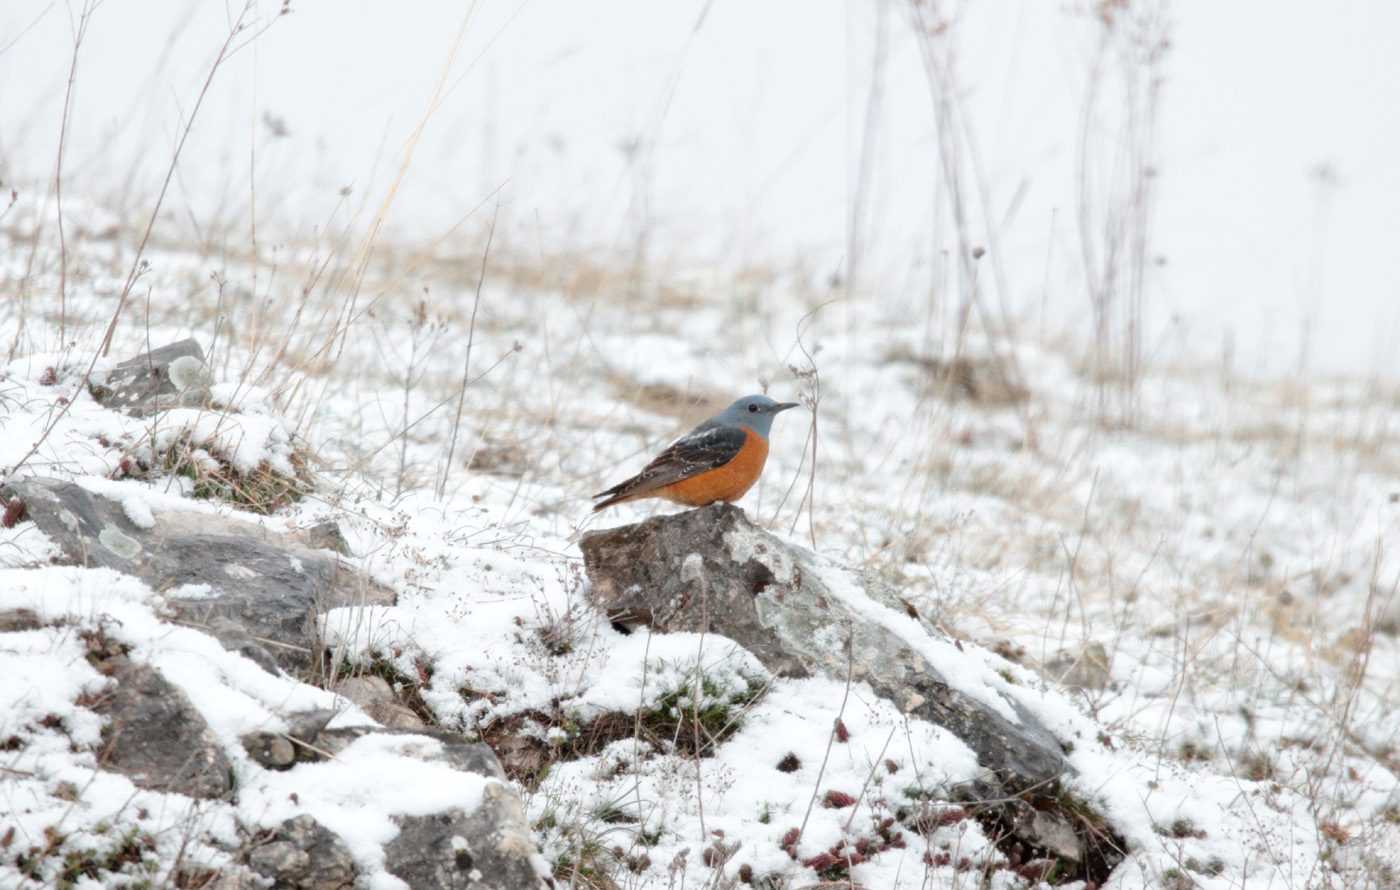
[3,2,1397,886]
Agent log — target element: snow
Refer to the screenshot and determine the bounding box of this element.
[1,3,1398,885]
[6,280,1395,887]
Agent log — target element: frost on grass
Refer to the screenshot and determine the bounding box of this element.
[3,201,1398,887]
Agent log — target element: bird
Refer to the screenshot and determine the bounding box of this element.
[592,394,800,512]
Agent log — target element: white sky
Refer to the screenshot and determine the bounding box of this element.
[2,0,1397,377]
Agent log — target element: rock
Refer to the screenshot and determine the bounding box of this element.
[93,662,233,799]
[239,716,545,890]
[1021,809,1084,861]
[0,478,395,674]
[300,520,352,556]
[581,505,1068,785]
[203,872,267,890]
[1041,641,1112,692]
[94,339,213,415]
[0,608,42,632]
[580,504,1115,869]
[205,616,282,676]
[241,710,338,770]
[331,675,425,729]
[242,730,298,770]
[248,814,355,890]
[384,788,549,890]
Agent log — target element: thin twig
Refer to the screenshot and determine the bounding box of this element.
[98,0,279,357]
[441,204,498,498]
[55,0,104,344]
[798,635,856,841]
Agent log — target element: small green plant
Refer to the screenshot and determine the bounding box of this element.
[639,658,767,756]
[1184,856,1225,876]
[533,797,634,890]
[1156,817,1206,839]
[17,826,156,889]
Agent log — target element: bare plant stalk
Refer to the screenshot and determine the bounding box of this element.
[797,639,855,846]
[692,575,709,839]
[1076,0,1170,424]
[98,0,284,357]
[847,0,889,288]
[55,0,104,345]
[398,299,432,496]
[11,2,285,476]
[441,206,497,498]
[292,3,483,432]
[904,1,1024,387]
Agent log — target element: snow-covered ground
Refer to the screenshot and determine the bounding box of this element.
[2,176,1397,887]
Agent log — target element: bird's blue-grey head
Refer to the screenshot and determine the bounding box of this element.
[699,394,801,440]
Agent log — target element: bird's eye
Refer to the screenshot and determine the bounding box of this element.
[747,403,758,412]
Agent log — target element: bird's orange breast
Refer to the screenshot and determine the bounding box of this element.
[654,429,770,506]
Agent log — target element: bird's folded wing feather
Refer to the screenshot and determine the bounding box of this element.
[594,426,748,498]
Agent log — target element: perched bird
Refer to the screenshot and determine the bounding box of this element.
[592,394,800,512]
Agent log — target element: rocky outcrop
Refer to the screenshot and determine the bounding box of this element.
[2,340,553,890]
[581,504,1125,876]
[0,477,392,674]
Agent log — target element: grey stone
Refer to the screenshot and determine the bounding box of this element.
[95,339,212,415]
[300,520,352,557]
[242,731,297,770]
[207,617,282,676]
[204,872,268,890]
[241,710,339,769]
[385,787,547,890]
[0,478,395,673]
[581,505,1069,786]
[332,675,425,729]
[248,814,355,890]
[581,504,1114,868]
[1020,810,1084,861]
[93,662,233,799]
[1041,641,1113,692]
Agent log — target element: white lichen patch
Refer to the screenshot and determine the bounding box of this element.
[98,526,141,558]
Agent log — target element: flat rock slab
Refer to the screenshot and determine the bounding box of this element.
[582,504,1109,868]
[93,661,233,799]
[1,478,393,673]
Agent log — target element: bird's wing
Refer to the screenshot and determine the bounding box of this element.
[593,426,749,501]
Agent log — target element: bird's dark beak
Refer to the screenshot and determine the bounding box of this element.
[772,402,800,413]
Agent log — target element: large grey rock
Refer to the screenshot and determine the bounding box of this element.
[94,338,213,415]
[0,478,394,674]
[248,814,355,890]
[581,504,1119,872]
[93,661,233,799]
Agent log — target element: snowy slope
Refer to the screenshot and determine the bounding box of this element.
[2,188,1397,887]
